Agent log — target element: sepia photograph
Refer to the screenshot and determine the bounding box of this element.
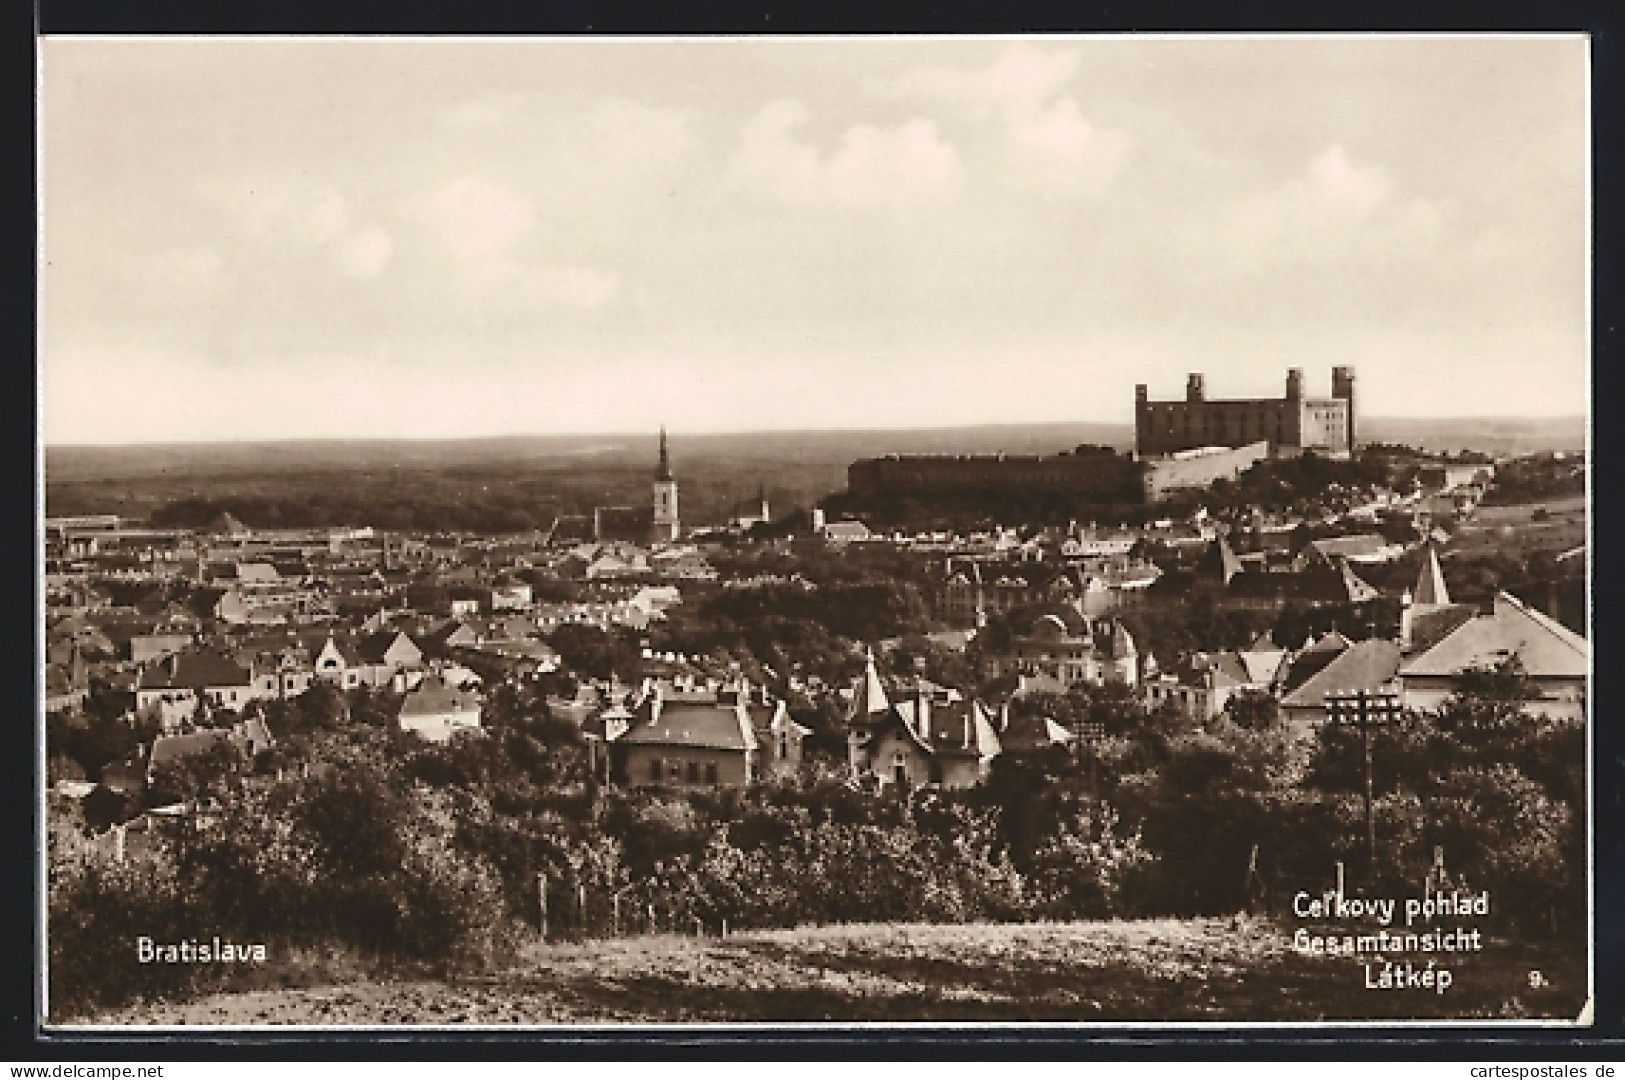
[37,33,1591,1030]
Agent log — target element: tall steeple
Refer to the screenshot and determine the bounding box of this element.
[656,425,673,482]
[652,426,680,543]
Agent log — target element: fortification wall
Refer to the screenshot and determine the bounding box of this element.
[847,451,1140,499]
[1142,441,1271,499]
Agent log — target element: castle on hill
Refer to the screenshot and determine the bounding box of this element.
[844,367,1358,504]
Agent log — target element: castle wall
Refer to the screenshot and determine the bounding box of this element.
[847,450,1141,500]
[1142,441,1271,499]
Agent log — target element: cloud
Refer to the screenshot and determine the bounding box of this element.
[724,99,960,209]
[334,227,393,280]
[882,44,1127,194]
[409,175,536,274]
[1224,145,1444,268]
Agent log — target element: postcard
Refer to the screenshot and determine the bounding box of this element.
[38,33,1592,1031]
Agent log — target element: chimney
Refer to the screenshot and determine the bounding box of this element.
[1286,368,1304,401]
[1186,373,1205,402]
[1398,588,1415,650]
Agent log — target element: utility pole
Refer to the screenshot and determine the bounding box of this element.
[1324,688,1403,873]
[1077,720,1105,796]
[537,873,548,940]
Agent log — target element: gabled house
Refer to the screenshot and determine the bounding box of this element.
[981,607,1137,689]
[1142,650,1255,725]
[136,650,262,732]
[313,630,422,690]
[1276,630,1355,697]
[1279,639,1403,731]
[844,654,1001,789]
[728,683,810,780]
[610,685,759,788]
[1398,591,1587,722]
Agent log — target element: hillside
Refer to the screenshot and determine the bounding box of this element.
[79,918,1583,1025]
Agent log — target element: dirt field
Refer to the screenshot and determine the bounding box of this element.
[76,918,1586,1026]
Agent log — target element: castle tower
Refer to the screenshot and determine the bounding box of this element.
[652,426,680,544]
[1185,373,1206,402]
[1331,365,1356,454]
[1134,384,1150,458]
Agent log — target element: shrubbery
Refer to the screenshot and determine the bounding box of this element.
[49,660,1584,1017]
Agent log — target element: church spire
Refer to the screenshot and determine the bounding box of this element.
[1414,543,1451,607]
[656,426,673,482]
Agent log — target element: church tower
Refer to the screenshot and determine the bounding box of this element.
[652,426,680,544]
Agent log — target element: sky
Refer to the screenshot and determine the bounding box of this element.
[40,35,1589,444]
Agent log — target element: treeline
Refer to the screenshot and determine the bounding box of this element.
[49,664,1583,1018]
[50,464,836,534]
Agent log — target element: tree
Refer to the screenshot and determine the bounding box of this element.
[1225,689,1280,731]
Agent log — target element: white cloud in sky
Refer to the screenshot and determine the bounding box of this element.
[883,43,1127,194]
[409,175,536,273]
[724,99,961,209]
[1225,144,1446,268]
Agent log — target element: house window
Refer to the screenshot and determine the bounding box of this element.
[686,761,699,784]
[892,751,907,787]
[705,762,718,785]
[778,735,788,760]
[649,757,662,781]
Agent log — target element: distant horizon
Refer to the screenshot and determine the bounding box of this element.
[42,412,1588,452]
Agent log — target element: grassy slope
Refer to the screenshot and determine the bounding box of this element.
[78,918,1586,1026]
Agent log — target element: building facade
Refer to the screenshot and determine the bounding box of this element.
[1135,367,1355,459]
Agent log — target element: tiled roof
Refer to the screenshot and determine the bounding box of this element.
[1282,640,1403,708]
[138,651,252,690]
[1407,604,1478,656]
[398,677,481,719]
[616,699,757,751]
[1401,591,1587,680]
[998,709,1072,753]
[1308,534,1390,562]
